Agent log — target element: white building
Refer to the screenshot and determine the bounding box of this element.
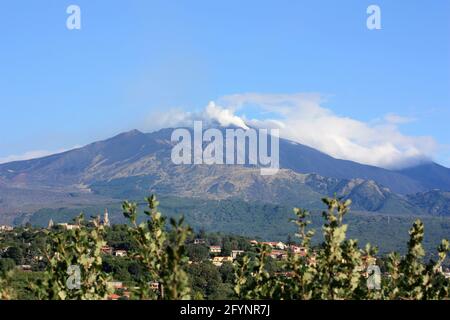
[209,246,222,254]
[58,223,80,230]
[231,250,245,259]
[0,225,13,232]
[114,250,127,257]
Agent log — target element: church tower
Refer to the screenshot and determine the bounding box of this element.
[103,209,110,227]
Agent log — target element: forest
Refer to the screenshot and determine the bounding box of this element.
[1,195,449,300]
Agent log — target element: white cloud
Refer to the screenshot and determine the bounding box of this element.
[205,101,249,129]
[143,102,249,131]
[0,150,55,164]
[0,147,78,165]
[2,95,438,170]
[383,113,416,125]
[142,93,439,169]
[144,107,196,131]
[217,93,437,169]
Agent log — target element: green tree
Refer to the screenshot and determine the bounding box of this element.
[0,258,16,275]
[186,244,210,262]
[234,197,450,300]
[2,195,450,301]
[0,272,16,300]
[219,262,235,284]
[384,220,450,299]
[5,246,24,265]
[187,261,222,299]
[32,215,113,300]
[122,195,192,300]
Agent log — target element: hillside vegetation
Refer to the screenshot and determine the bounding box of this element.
[1,195,449,300]
[21,196,450,255]
[2,127,450,226]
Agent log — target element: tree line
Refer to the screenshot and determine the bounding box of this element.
[1,195,449,300]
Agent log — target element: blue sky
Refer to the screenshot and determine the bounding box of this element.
[0,0,449,167]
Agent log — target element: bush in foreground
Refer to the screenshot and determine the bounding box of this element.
[0,195,449,300]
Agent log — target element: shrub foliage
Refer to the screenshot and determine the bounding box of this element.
[0,195,449,300]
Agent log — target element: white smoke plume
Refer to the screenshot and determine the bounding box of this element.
[145,93,438,169]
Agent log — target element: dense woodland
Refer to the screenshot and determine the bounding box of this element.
[0,224,254,299]
[1,195,449,300]
[19,195,450,256]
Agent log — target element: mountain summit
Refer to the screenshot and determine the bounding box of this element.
[0,126,449,223]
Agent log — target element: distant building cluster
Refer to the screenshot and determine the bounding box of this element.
[47,208,111,231]
[0,225,13,232]
[100,246,128,257]
[4,221,449,301]
[188,239,309,267]
[104,237,312,300]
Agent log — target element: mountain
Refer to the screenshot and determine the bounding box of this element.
[0,126,450,224]
[0,129,167,189]
[299,174,420,214]
[279,140,426,194]
[396,163,450,191]
[2,127,448,193]
[407,190,450,216]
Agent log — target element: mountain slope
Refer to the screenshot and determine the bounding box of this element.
[407,190,450,216]
[396,163,450,192]
[0,126,450,224]
[0,129,170,188]
[1,127,444,194]
[279,140,425,194]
